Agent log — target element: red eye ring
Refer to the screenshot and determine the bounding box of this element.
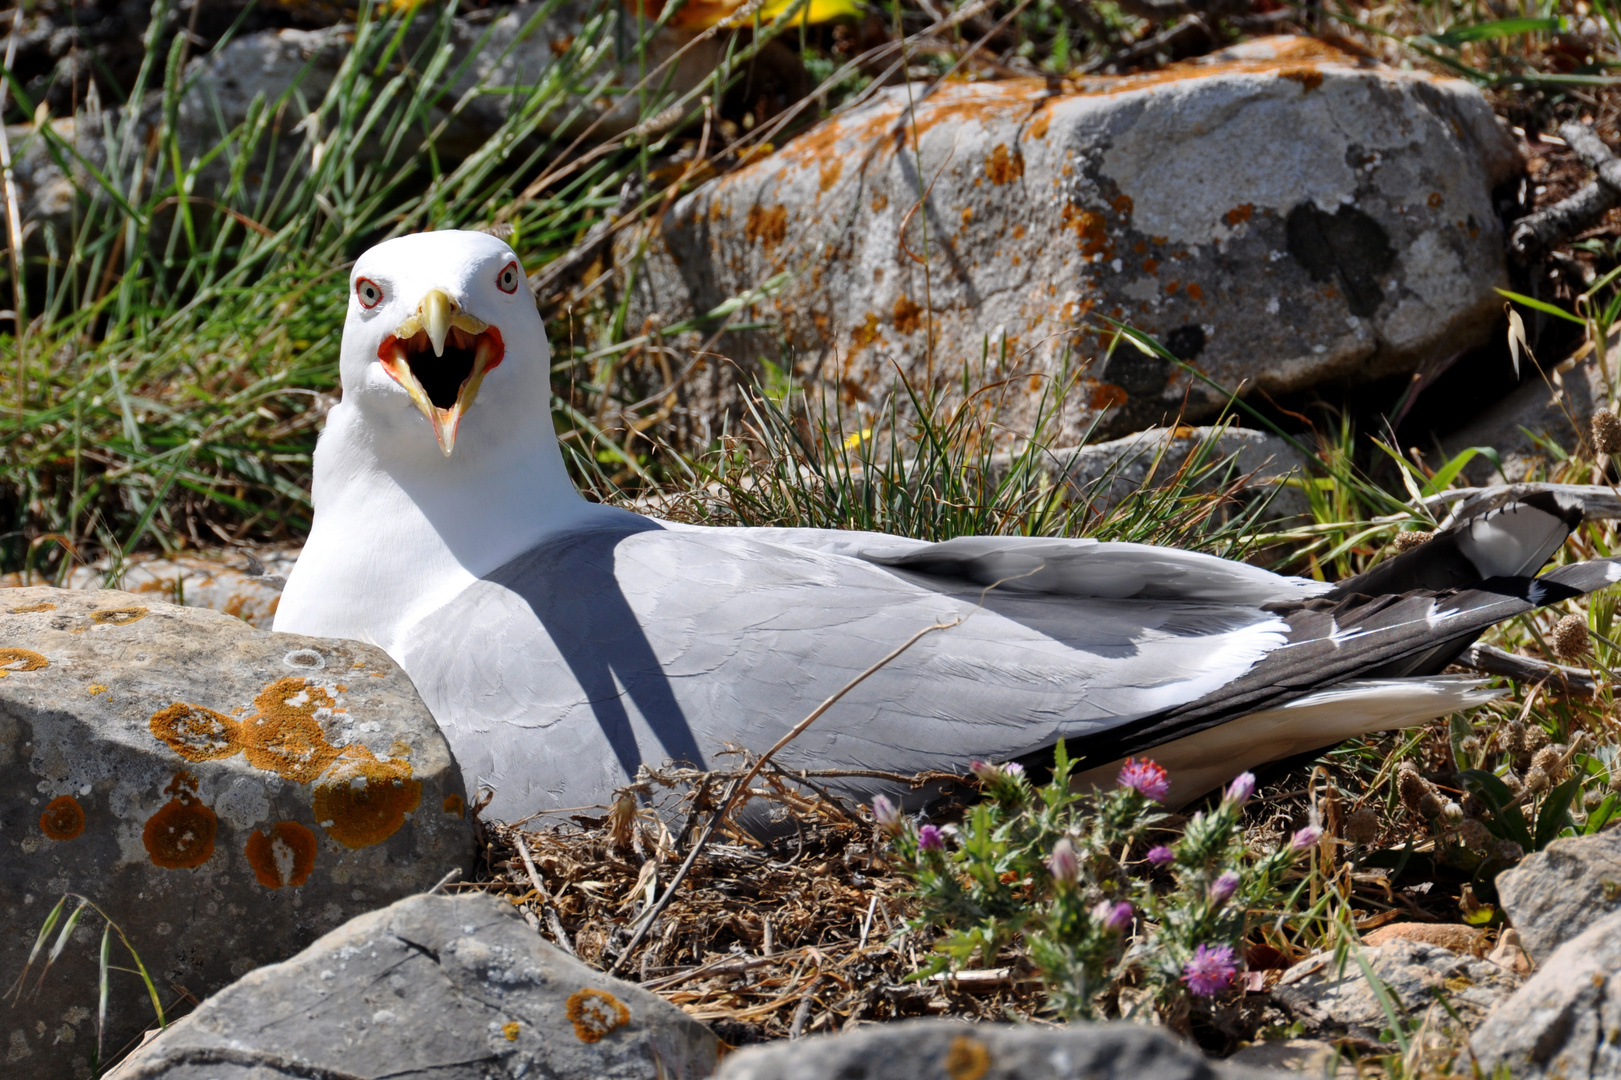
[495,261,521,295]
[355,277,384,309]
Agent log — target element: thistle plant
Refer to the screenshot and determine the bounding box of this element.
[877,744,1316,1021]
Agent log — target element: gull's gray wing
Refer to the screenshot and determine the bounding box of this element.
[398,519,1296,822]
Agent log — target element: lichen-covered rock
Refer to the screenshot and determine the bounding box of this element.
[0,586,474,1080]
[1273,939,1519,1038]
[3,548,298,630]
[1054,425,1308,517]
[1495,829,1621,965]
[106,893,718,1080]
[712,1018,1278,1080]
[620,35,1520,448]
[1470,907,1621,1080]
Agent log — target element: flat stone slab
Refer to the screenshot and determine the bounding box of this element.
[107,893,719,1080]
[0,587,474,1080]
[712,1018,1280,1079]
[1495,829,1621,965]
[620,35,1519,448]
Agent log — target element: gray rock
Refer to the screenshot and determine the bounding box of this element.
[1470,907,1621,1080]
[1495,829,1621,965]
[4,548,300,630]
[619,35,1520,449]
[0,586,474,1080]
[1225,1039,1355,1078]
[712,1018,1278,1080]
[1054,425,1308,518]
[1439,351,1612,484]
[107,893,718,1080]
[1272,939,1519,1037]
[10,5,725,246]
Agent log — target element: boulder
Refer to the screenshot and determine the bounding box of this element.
[3,548,299,630]
[9,4,726,246]
[1272,939,1519,1039]
[1360,922,1487,956]
[107,892,719,1080]
[1054,425,1308,518]
[1470,907,1621,1080]
[1439,350,1612,484]
[0,586,474,1080]
[619,35,1521,448]
[711,1018,1278,1079]
[1495,829,1621,965]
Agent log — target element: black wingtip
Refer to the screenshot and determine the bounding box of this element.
[1470,575,1585,606]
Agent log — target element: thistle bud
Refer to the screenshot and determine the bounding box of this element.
[1459,735,1482,756]
[1502,719,1526,755]
[1442,801,1465,825]
[1093,900,1134,933]
[1593,406,1621,455]
[1046,838,1079,884]
[1552,613,1592,661]
[918,825,945,852]
[1209,870,1241,904]
[1225,772,1257,806]
[871,795,903,835]
[1145,845,1176,866]
[1291,825,1323,849]
[1586,788,1607,811]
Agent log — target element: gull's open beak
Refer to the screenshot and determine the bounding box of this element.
[376,288,506,456]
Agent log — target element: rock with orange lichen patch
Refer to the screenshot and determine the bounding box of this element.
[115,894,718,1080]
[712,1018,1252,1079]
[619,35,1519,449]
[0,585,473,1080]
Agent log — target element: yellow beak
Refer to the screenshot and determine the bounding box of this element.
[378,290,505,457]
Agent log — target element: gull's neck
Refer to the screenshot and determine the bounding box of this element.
[274,399,613,654]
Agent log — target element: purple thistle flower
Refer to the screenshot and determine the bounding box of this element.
[1003,762,1025,778]
[1226,772,1257,806]
[917,825,945,852]
[1209,870,1240,904]
[1094,900,1134,933]
[1182,943,1240,996]
[1046,838,1079,883]
[1291,825,1323,850]
[1117,758,1170,803]
[871,795,902,834]
[1145,845,1175,866]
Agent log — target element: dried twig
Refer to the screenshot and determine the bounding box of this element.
[1510,122,1621,262]
[514,834,578,958]
[1462,643,1600,697]
[605,616,964,975]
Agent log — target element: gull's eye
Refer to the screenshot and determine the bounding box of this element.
[496,261,521,295]
[355,278,384,309]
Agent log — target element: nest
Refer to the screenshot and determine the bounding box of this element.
[453,758,1051,1045]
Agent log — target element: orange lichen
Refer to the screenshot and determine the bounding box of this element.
[871,192,889,212]
[90,607,148,626]
[443,794,466,817]
[1028,110,1051,140]
[818,159,842,193]
[0,648,48,676]
[566,988,630,1042]
[143,772,217,869]
[851,312,882,351]
[312,744,421,849]
[1428,191,1444,208]
[239,677,341,783]
[892,297,924,335]
[945,1035,991,1080]
[1186,282,1204,301]
[960,206,973,226]
[1143,258,1159,274]
[985,144,1024,185]
[1111,194,1133,216]
[502,1022,521,1041]
[1089,383,1129,410]
[1279,66,1325,92]
[150,703,243,761]
[744,204,789,250]
[244,821,317,889]
[9,603,55,613]
[1060,205,1113,259]
[39,795,85,841]
[1226,203,1254,226]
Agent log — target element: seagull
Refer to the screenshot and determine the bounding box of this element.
[274,230,1618,819]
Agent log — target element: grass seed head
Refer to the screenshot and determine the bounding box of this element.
[1552,613,1592,661]
[1343,807,1380,846]
[1531,745,1566,782]
[1391,530,1434,552]
[1592,407,1621,455]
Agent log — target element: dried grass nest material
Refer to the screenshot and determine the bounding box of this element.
[455,759,1050,1044]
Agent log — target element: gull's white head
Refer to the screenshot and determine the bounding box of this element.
[341,230,544,457]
